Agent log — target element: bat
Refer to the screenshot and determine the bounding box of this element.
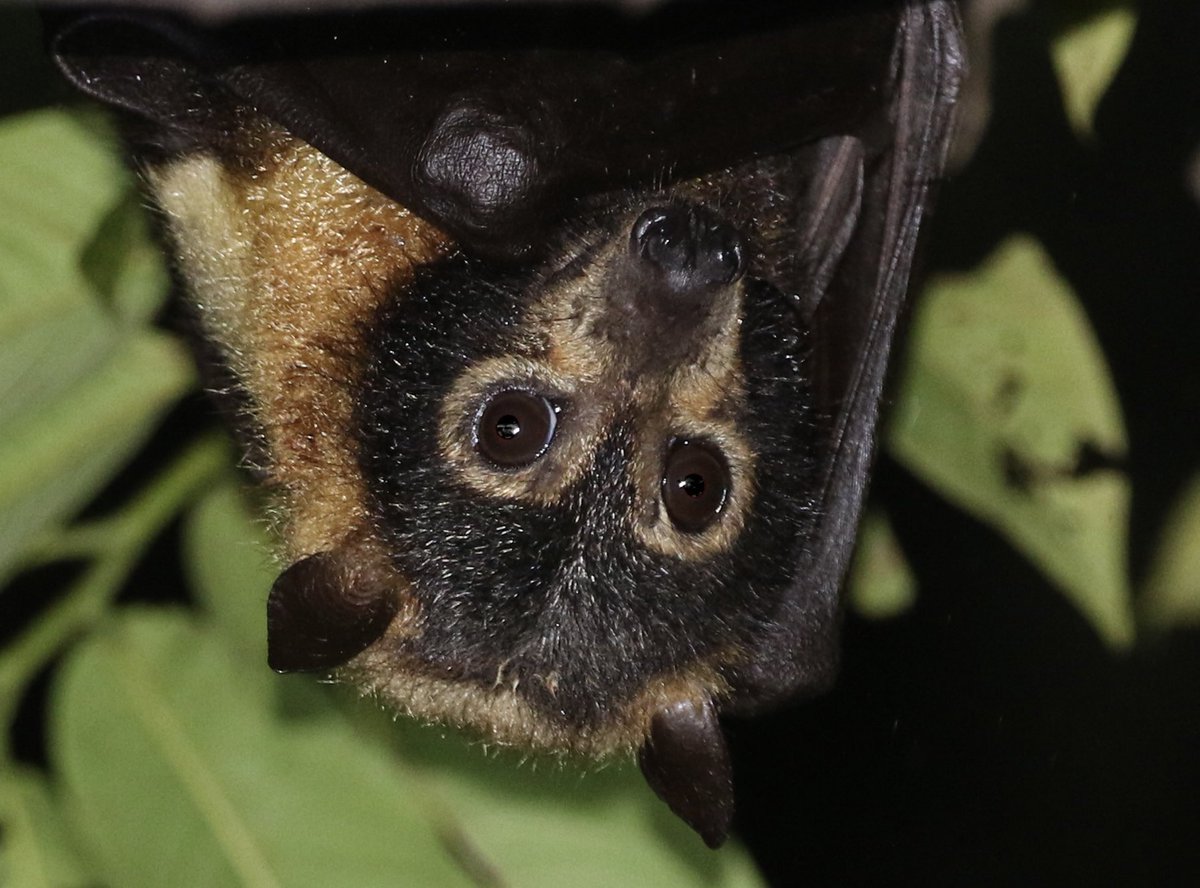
[47,0,964,847]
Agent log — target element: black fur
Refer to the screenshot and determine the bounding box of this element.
[357,245,814,725]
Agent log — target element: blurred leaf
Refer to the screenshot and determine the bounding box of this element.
[0,110,131,423]
[890,235,1133,647]
[0,108,185,581]
[51,609,475,888]
[0,333,193,581]
[0,110,127,300]
[847,508,917,621]
[80,190,171,326]
[0,767,93,888]
[1141,474,1200,629]
[383,709,765,888]
[184,481,277,662]
[1050,6,1137,140]
[410,750,766,888]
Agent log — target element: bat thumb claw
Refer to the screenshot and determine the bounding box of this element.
[637,697,735,849]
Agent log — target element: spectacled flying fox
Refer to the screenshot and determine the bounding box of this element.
[48,0,963,847]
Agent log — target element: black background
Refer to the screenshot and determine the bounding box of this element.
[733,2,1200,884]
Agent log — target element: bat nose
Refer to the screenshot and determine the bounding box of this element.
[630,205,745,298]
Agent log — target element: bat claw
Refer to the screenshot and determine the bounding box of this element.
[637,697,735,849]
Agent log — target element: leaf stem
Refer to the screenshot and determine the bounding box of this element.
[0,435,230,752]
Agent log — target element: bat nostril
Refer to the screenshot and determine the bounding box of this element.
[630,204,745,295]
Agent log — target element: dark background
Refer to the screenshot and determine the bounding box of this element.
[3,1,1198,885]
[732,1,1200,885]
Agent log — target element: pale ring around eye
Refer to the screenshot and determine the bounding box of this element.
[475,390,559,467]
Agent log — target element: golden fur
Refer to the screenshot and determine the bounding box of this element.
[148,135,451,561]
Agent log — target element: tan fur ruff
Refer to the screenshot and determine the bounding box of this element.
[147,135,450,559]
[349,641,730,757]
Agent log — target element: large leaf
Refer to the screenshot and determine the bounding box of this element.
[51,610,476,888]
[0,109,186,581]
[0,767,93,888]
[890,235,1133,647]
[394,731,767,888]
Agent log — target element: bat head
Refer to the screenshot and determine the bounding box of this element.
[351,196,815,740]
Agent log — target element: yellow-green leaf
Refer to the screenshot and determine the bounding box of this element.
[0,332,193,580]
[1051,6,1137,140]
[0,767,93,888]
[51,610,475,888]
[847,508,918,621]
[0,108,182,581]
[890,235,1132,647]
[1141,474,1200,629]
[389,719,767,888]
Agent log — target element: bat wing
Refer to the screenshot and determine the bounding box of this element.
[46,2,899,261]
[724,0,965,713]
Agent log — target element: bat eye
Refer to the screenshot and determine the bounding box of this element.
[662,439,730,533]
[475,390,559,467]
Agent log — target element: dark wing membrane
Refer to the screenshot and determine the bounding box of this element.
[725,0,965,714]
[47,2,898,261]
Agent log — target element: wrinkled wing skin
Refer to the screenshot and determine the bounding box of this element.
[725,0,964,713]
[46,3,900,260]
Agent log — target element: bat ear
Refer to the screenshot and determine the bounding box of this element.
[267,551,399,674]
[638,698,735,848]
[47,12,224,149]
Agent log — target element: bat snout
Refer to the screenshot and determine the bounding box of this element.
[629,204,745,305]
[590,203,747,372]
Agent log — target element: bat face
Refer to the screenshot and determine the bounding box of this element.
[48,0,965,848]
[354,196,815,743]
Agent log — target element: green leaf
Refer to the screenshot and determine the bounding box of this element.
[0,110,130,424]
[80,190,171,326]
[406,743,767,888]
[0,108,186,581]
[0,332,193,581]
[847,508,917,621]
[0,767,93,888]
[890,235,1133,647]
[51,609,475,888]
[184,482,277,662]
[1141,474,1200,629]
[1050,6,1137,140]
[0,110,130,305]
